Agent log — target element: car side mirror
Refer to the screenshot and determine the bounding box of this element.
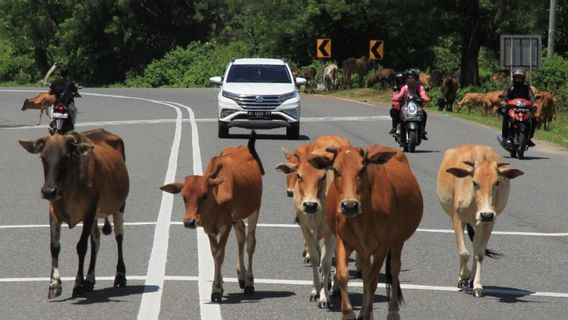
[209,76,223,86]
[295,77,307,86]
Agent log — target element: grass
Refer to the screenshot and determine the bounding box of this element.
[317,87,568,150]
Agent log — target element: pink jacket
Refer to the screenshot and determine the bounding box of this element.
[392,84,430,103]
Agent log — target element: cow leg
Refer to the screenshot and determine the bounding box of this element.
[452,213,471,289]
[318,233,335,309]
[37,109,43,125]
[72,214,95,298]
[233,220,247,289]
[84,220,101,291]
[244,210,259,294]
[386,244,404,320]
[471,222,495,297]
[113,210,127,287]
[356,253,373,319]
[208,225,232,302]
[48,215,62,299]
[335,237,356,320]
[299,222,320,302]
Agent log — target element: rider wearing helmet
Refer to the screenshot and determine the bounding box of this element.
[49,67,79,126]
[388,72,406,134]
[392,69,430,139]
[499,68,537,147]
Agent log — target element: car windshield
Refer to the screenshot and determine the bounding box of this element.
[226,64,292,83]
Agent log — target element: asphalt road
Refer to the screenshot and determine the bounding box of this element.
[1,87,567,320]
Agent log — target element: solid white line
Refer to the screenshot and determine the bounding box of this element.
[4,275,566,299]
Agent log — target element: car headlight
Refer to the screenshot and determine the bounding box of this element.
[279,91,298,103]
[407,102,418,115]
[222,90,241,100]
[220,109,238,118]
[281,108,299,119]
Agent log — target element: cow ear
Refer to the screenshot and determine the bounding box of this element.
[275,163,297,175]
[19,137,46,154]
[160,182,184,194]
[366,149,396,165]
[446,167,472,178]
[499,168,524,180]
[307,154,332,170]
[281,148,294,161]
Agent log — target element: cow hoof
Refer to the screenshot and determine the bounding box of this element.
[472,288,484,297]
[304,256,311,264]
[387,311,401,320]
[83,280,95,292]
[244,286,255,295]
[457,279,470,290]
[114,274,127,288]
[310,293,319,302]
[238,279,245,289]
[72,285,85,298]
[318,300,329,309]
[211,292,223,302]
[48,285,62,299]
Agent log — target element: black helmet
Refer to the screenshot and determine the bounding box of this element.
[512,68,525,83]
[404,69,419,80]
[394,72,405,85]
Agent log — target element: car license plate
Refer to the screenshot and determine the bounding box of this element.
[52,112,68,119]
[247,111,271,119]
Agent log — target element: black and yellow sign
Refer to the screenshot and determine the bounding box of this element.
[369,40,384,60]
[317,39,331,58]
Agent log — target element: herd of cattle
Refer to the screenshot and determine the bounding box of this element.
[293,57,559,132]
[18,91,526,319]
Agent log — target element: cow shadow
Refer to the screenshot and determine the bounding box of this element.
[405,149,440,154]
[224,133,311,141]
[51,285,157,305]
[328,291,389,313]
[504,155,550,161]
[462,286,539,304]
[222,289,296,304]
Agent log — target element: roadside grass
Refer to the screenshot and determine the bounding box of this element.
[318,87,568,150]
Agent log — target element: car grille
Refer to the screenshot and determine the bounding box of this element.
[234,95,281,110]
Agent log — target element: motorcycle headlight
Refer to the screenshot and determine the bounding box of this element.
[407,102,418,115]
[515,100,524,107]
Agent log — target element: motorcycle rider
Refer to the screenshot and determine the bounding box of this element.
[499,68,537,147]
[392,69,430,140]
[49,67,79,127]
[388,72,406,134]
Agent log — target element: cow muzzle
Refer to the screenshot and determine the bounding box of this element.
[340,200,360,217]
[41,187,59,200]
[302,201,320,214]
[184,219,197,229]
[479,211,495,222]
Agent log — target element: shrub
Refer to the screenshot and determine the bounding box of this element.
[531,55,568,111]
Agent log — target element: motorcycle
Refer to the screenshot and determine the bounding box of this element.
[498,98,535,159]
[48,103,74,135]
[393,95,425,152]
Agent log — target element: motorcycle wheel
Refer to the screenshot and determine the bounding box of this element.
[408,131,417,153]
[517,132,526,159]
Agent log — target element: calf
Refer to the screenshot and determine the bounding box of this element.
[437,144,523,297]
[367,68,394,88]
[161,131,264,302]
[457,92,485,113]
[309,144,423,319]
[19,129,129,298]
[535,91,557,130]
[323,63,339,91]
[302,66,317,93]
[21,92,55,125]
[438,75,458,111]
[482,91,502,115]
[276,135,351,308]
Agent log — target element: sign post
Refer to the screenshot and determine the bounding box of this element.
[500,35,542,82]
[316,39,331,59]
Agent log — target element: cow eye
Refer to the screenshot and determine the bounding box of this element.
[357,167,365,178]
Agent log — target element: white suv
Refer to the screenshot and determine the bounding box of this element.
[210,58,306,139]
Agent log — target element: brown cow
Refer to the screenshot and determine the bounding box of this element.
[457,92,485,113]
[21,92,55,125]
[301,66,317,93]
[419,73,431,89]
[437,144,523,297]
[535,91,557,130]
[281,143,311,197]
[323,63,339,91]
[308,144,423,319]
[438,75,459,111]
[342,56,372,88]
[19,129,129,299]
[482,91,502,115]
[276,135,351,308]
[367,68,394,88]
[161,131,264,302]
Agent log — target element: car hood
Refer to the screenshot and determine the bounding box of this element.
[222,83,297,96]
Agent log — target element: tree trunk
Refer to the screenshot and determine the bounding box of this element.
[460,35,481,86]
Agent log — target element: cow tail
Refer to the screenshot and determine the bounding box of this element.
[248,130,265,176]
[102,217,112,235]
[466,224,502,258]
[384,250,404,305]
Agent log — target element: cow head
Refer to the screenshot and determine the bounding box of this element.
[279,148,300,197]
[446,160,523,222]
[276,152,328,215]
[160,156,231,229]
[19,133,94,200]
[308,146,396,217]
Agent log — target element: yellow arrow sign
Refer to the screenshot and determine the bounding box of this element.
[317,39,331,58]
[369,40,384,60]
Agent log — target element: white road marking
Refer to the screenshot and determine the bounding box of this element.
[2,222,567,237]
[2,276,568,299]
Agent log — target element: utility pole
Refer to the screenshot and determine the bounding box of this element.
[547,0,557,57]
